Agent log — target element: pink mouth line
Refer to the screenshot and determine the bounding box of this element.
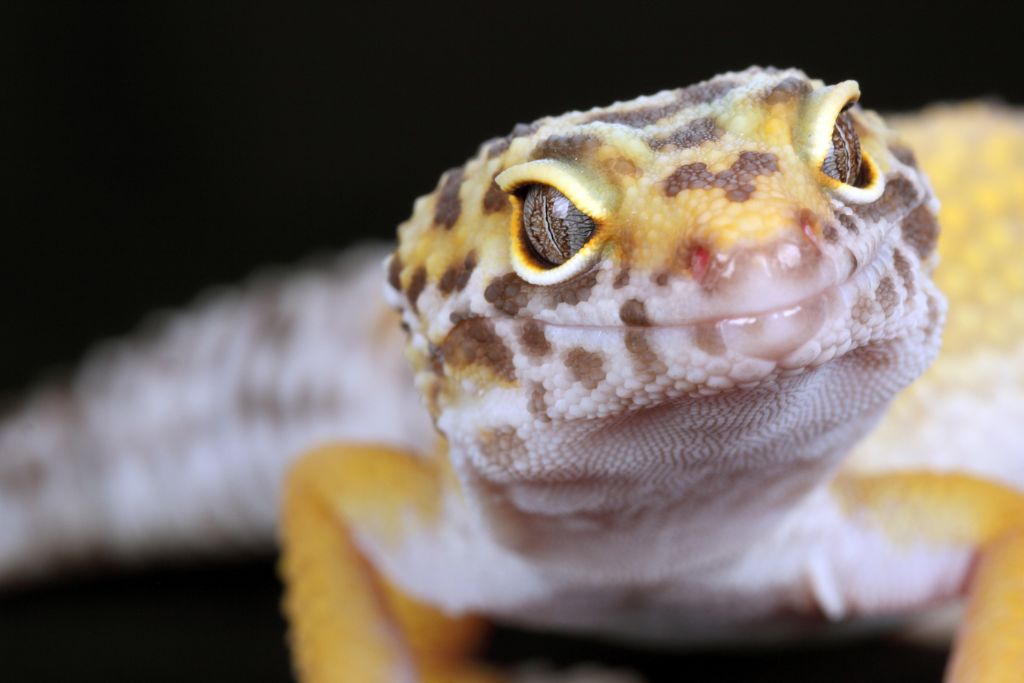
[532,284,838,333]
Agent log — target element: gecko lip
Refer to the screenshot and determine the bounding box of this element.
[537,284,837,363]
[532,234,883,365]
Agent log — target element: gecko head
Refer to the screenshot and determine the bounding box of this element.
[385,67,943,483]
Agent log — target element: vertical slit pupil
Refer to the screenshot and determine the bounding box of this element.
[822,109,868,187]
[520,185,596,267]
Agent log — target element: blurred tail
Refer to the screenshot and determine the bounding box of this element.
[0,244,434,585]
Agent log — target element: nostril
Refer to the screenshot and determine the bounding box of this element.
[802,221,818,246]
[690,246,710,284]
[799,208,823,248]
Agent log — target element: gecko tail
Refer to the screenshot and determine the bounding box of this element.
[0,243,434,586]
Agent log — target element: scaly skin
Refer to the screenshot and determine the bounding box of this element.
[848,104,1024,485]
[2,68,1023,681]
[376,67,955,633]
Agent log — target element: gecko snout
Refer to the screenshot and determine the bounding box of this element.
[693,231,834,361]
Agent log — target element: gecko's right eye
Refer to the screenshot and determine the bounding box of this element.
[519,184,597,268]
[495,158,615,285]
[822,108,869,187]
[800,80,884,203]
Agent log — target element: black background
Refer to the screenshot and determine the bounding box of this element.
[1,2,1018,681]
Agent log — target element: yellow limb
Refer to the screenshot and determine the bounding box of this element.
[834,471,1024,683]
[279,443,503,683]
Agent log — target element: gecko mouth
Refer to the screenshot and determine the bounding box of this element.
[530,229,888,370]
[534,284,837,364]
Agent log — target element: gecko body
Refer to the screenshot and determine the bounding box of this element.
[376,67,959,640]
[3,67,1024,681]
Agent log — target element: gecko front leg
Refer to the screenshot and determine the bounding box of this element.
[280,442,503,683]
[834,472,1024,682]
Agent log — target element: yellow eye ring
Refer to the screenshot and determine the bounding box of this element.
[495,159,617,285]
[799,80,885,203]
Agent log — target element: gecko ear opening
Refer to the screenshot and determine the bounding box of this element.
[798,80,885,204]
[495,160,615,285]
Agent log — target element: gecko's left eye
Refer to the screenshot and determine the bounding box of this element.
[821,108,869,187]
[520,184,597,267]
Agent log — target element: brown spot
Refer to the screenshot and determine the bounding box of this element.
[484,272,531,316]
[439,267,458,295]
[852,294,875,327]
[457,252,477,291]
[519,320,551,357]
[876,276,899,317]
[255,302,295,347]
[438,251,478,295]
[716,151,779,202]
[528,383,550,421]
[406,266,427,313]
[694,323,726,355]
[510,121,541,138]
[619,299,649,326]
[441,317,516,382]
[485,137,510,159]
[848,343,896,372]
[663,151,778,202]
[478,427,526,468]
[654,272,670,287]
[625,330,665,375]
[433,167,464,229]
[565,347,606,389]
[837,213,860,235]
[822,223,840,244]
[613,269,630,288]
[892,249,915,297]
[531,134,601,161]
[854,176,920,222]
[482,177,509,214]
[585,78,737,128]
[484,123,542,159]
[901,205,939,259]
[889,145,919,168]
[924,293,944,338]
[675,77,739,107]
[663,162,715,196]
[763,77,812,104]
[648,117,721,150]
[438,267,458,295]
[586,101,683,127]
[387,254,403,291]
[549,270,598,306]
[428,342,445,376]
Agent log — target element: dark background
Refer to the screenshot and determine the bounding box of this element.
[1,2,1017,681]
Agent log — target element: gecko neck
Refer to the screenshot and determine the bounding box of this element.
[446,339,927,579]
